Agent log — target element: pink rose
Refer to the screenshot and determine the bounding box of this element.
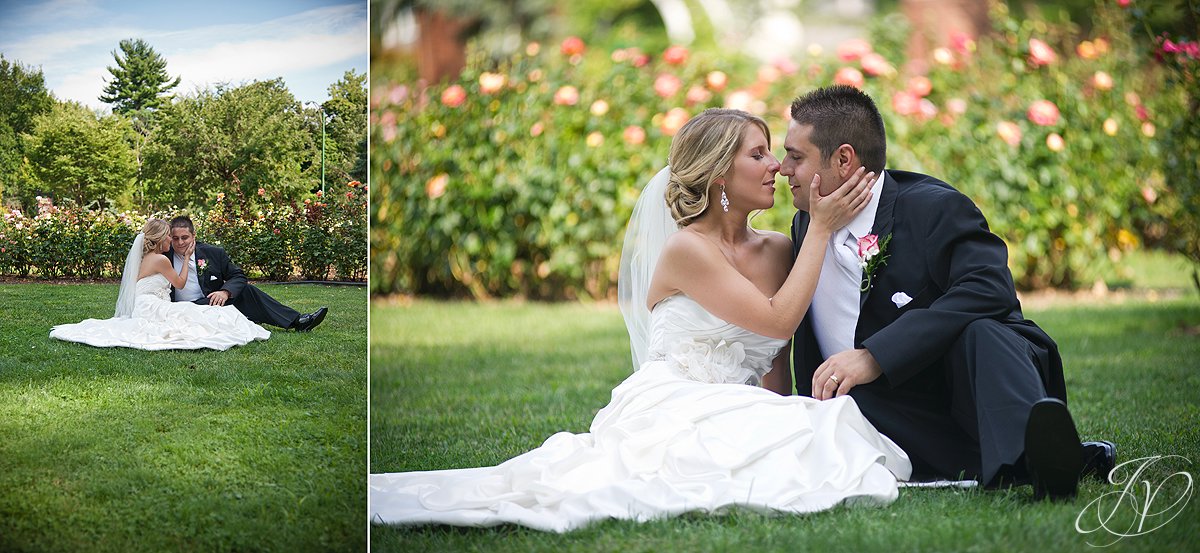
[892,91,920,116]
[653,73,683,98]
[837,39,872,61]
[553,85,579,106]
[833,67,865,88]
[1027,100,1060,126]
[1029,38,1057,66]
[857,234,881,260]
[860,52,895,77]
[907,76,932,97]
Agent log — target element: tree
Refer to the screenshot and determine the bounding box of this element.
[142,79,313,207]
[99,38,181,115]
[0,55,54,206]
[21,102,137,207]
[314,69,368,185]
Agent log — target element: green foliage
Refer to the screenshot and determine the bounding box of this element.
[0,190,366,281]
[98,38,181,114]
[21,101,137,208]
[372,1,1187,298]
[319,70,369,184]
[0,57,56,205]
[142,79,314,208]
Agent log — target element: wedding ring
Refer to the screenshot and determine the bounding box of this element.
[829,374,840,384]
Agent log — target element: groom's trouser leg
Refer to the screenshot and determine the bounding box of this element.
[849,367,982,481]
[943,318,1053,487]
[193,285,301,328]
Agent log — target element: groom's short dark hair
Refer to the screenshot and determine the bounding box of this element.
[170,216,195,234]
[790,85,887,174]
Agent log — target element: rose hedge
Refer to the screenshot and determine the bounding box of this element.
[0,182,367,281]
[371,2,1185,298]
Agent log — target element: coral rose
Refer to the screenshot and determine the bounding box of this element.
[560,36,584,56]
[623,125,646,145]
[661,108,689,136]
[663,45,689,65]
[1092,71,1114,90]
[907,76,932,97]
[441,85,466,108]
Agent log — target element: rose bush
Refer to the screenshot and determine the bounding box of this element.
[0,185,366,281]
[371,1,1185,298]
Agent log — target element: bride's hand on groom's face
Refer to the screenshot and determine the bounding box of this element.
[812,348,882,400]
[808,167,876,231]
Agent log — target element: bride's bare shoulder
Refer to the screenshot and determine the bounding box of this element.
[660,229,718,263]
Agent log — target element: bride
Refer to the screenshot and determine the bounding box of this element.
[50,218,270,351]
[370,108,911,532]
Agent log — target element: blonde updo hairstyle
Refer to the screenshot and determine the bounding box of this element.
[141,219,170,256]
[665,108,771,227]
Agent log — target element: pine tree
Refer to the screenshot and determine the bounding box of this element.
[99,38,181,114]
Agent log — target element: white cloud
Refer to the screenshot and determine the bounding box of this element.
[3,3,366,110]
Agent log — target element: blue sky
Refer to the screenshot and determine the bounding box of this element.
[0,0,367,111]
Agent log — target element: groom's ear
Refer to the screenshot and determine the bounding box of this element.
[834,144,857,179]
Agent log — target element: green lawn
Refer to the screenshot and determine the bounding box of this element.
[370,296,1199,552]
[0,283,367,552]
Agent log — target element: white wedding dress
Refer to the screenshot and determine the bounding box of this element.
[50,274,270,351]
[370,294,912,532]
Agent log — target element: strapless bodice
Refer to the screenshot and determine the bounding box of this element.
[646,295,788,386]
[135,274,171,301]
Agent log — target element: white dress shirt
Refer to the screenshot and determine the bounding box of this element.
[172,251,205,302]
[810,173,886,358]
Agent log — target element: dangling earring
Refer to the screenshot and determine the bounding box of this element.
[720,185,730,213]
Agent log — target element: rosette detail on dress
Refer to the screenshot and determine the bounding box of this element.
[667,338,761,385]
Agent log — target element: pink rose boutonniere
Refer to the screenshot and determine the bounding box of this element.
[857,233,892,292]
[196,258,207,273]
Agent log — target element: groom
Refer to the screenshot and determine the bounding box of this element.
[784,86,1114,499]
[168,216,328,331]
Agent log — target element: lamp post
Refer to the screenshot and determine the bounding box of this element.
[306,101,327,195]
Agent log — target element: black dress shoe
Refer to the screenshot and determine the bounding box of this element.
[1081,440,1117,482]
[1024,398,1084,501]
[293,307,328,332]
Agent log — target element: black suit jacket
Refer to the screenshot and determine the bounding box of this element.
[791,170,1066,399]
[168,242,248,302]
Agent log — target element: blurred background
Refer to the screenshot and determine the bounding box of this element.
[369,0,1198,300]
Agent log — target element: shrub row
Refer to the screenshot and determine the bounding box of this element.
[0,182,367,281]
[370,2,1184,298]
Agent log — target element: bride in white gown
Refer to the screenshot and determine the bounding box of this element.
[50,218,269,351]
[370,109,911,532]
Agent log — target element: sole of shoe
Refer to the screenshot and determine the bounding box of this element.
[1026,399,1084,501]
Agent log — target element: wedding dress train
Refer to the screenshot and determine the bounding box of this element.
[50,274,270,351]
[370,295,911,532]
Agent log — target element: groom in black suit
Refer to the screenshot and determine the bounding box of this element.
[168,216,328,331]
[784,86,1113,499]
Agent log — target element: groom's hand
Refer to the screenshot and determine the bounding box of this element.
[812,349,882,400]
[207,290,231,306]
